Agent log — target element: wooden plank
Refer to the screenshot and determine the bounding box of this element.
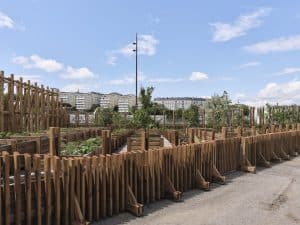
[3,153,11,225]
[69,159,75,223]
[34,154,42,225]
[86,157,93,221]
[100,155,106,218]
[24,154,32,225]
[92,156,100,220]
[62,158,70,225]
[44,155,52,225]
[13,152,21,225]
[54,157,61,225]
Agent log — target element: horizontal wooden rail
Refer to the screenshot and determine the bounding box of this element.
[0,130,299,224]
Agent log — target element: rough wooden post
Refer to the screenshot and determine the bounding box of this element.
[127,137,132,152]
[221,127,227,139]
[170,130,178,146]
[251,126,256,136]
[141,129,146,151]
[236,126,243,137]
[49,127,57,156]
[188,128,194,143]
[270,125,276,133]
[211,131,215,140]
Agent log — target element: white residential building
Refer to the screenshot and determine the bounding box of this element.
[154,97,207,110]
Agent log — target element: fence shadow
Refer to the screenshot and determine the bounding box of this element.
[92,170,247,225]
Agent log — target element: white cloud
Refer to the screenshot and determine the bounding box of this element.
[239,61,261,68]
[106,55,117,66]
[12,55,64,72]
[147,78,183,83]
[244,34,300,54]
[0,12,15,29]
[189,72,209,81]
[244,80,300,105]
[275,67,300,75]
[61,83,90,92]
[109,75,145,85]
[12,54,96,80]
[14,74,42,83]
[210,7,271,42]
[256,80,300,104]
[119,34,159,56]
[62,66,95,79]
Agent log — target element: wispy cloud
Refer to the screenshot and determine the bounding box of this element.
[109,74,145,85]
[189,72,209,81]
[12,55,64,72]
[61,66,95,79]
[244,34,300,54]
[0,12,15,29]
[239,61,261,68]
[106,34,159,65]
[275,67,300,76]
[210,7,271,42]
[238,79,300,106]
[14,74,42,83]
[106,55,117,66]
[12,54,96,79]
[257,80,300,104]
[119,34,159,56]
[147,78,183,83]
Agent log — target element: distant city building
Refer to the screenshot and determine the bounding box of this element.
[154,97,207,110]
[59,91,101,111]
[118,94,136,113]
[59,91,137,112]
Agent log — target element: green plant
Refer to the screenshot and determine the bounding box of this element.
[61,137,101,155]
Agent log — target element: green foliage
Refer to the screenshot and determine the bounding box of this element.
[0,132,12,139]
[183,104,199,127]
[61,137,101,155]
[94,107,113,126]
[205,91,232,130]
[265,104,300,125]
[131,86,157,129]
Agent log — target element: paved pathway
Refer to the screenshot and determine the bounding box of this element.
[94,156,300,225]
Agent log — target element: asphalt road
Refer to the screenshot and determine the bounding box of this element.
[94,156,300,225]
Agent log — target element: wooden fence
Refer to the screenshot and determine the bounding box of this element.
[0,71,69,133]
[0,130,299,225]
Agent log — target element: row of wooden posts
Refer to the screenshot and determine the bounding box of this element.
[0,71,69,133]
[0,128,299,225]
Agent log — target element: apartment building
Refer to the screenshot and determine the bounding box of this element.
[59,91,102,110]
[153,97,207,110]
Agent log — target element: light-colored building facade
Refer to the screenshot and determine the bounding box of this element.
[154,97,207,110]
[59,91,102,111]
[60,91,137,112]
[118,94,136,113]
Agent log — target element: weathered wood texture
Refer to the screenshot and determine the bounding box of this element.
[0,130,299,225]
[0,71,69,133]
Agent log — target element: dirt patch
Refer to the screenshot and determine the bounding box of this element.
[269,178,295,211]
[287,213,300,223]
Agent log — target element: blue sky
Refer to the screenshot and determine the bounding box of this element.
[1,1,300,105]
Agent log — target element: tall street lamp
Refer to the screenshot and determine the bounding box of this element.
[132,33,138,107]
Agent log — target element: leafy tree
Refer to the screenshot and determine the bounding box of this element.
[205,91,232,130]
[131,86,157,128]
[94,108,113,126]
[183,104,199,127]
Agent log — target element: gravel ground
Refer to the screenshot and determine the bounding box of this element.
[94,156,300,225]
